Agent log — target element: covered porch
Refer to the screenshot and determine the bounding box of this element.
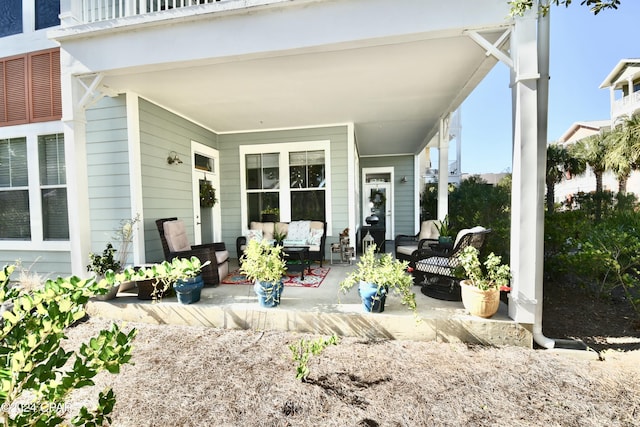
[87,257,532,347]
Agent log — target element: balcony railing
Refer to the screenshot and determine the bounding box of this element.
[73,0,222,24]
[612,91,640,120]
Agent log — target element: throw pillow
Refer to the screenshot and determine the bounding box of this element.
[307,227,324,246]
[246,229,263,242]
[287,220,311,241]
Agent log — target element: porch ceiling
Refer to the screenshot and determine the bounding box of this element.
[97,31,505,156]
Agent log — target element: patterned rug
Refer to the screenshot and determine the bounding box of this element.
[221,265,329,288]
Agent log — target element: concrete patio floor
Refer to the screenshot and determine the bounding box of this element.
[87,252,533,347]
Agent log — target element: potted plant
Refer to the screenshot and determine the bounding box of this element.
[131,257,209,303]
[457,246,511,318]
[87,243,122,300]
[261,207,279,222]
[435,215,454,247]
[340,245,416,313]
[239,239,287,307]
[171,257,207,304]
[273,224,287,245]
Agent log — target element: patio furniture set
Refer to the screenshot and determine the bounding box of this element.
[155,216,490,303]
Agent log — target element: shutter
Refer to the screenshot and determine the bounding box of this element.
[29,49,62,122]
[0,56,28,126]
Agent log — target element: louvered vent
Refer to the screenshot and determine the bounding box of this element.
[30,49,62,122]
[0,48,61,127]
[0,57,28,125]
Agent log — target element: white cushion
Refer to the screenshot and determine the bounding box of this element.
[308,227,324,246]
[396,245,418,256]
[287,220,311,241]
[454,226,486,247]
[246,229,263,242]
[163,220,191,252]
[418,220,440,240]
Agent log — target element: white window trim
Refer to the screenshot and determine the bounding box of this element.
[0,121,69,251]
[239,140,332,236]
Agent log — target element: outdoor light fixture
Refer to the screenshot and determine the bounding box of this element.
[167,151,183,165]
[401,176,408,183]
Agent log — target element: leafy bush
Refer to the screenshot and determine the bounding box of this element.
[289,335,339,381]
[0,265,136,426]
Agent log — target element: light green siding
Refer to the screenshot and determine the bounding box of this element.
[0,251,72,280]
[138,98,218,263]
[360,156,416,237]
[219,126,349,259]
[86,95,132,259]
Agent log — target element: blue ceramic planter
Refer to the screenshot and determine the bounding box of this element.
[174,275,204,304]
[254,280,284,308]
[358,281,388,313]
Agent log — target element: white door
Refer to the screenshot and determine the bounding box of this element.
[363,182,393,240]
[191,142,221,244]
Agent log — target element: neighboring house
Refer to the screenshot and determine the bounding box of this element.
[0,0,554,345]
[554,59,640,205]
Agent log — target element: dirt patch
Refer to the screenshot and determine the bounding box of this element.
[59,283,640,426]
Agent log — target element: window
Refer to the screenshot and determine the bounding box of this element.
[241,142,330,226]
[289,150,325,220]
[246,153,280,222]
[0,0,22,38]
[39,134,68,240]
[35,0,61,30]
[0,138,31,239]
[0,133,68,241]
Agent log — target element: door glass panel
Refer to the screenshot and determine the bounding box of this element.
[369,187,387,230]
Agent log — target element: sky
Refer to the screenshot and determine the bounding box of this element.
[460,1,640,174]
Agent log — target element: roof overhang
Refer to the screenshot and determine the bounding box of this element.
[52,0,513,156]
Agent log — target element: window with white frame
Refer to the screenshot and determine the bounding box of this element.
[241,142,330,226]
[0,133,68,240]
[0,137,30,238]
[39,133,68,240]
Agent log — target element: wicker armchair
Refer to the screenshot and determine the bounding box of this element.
[412,226,491,301]
[394,220,440,267]
[156,217,229,287]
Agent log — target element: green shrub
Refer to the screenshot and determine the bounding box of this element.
[289,334,339,381]
[1,265,136,426]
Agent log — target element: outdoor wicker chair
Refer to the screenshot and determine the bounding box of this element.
[412,226,491,301]
[156,217,229,287]
[394,219,440,267]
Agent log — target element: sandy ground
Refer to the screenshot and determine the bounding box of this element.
[61,317,640,427]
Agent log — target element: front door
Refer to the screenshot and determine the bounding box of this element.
[362,167,394,241]
[191,142,221,244]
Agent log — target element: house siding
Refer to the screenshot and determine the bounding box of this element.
[219,125,349,258]
[0,251,71,280]
[86,95,132,259]
[137,98,218,263]
[360,155,415,237]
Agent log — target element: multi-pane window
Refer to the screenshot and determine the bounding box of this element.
[0,138,31,239]
[0,0,22,38]
[0,133,68,241]
[35,0,61,30]
[243,144,329,224]
[246,153,280,222]
[39,133,68,240]
[289,150,325,220]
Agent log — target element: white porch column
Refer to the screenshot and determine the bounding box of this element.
[437,114,450,220]
[508,5,547,335]
[60,51,92,278]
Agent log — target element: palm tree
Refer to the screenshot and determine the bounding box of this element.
[607,114,640,195]
[545,144,585,213]
[569,130,611,220]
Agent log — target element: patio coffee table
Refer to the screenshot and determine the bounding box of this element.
[282,246,311,280]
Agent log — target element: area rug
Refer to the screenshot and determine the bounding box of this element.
[221,265,329,288]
